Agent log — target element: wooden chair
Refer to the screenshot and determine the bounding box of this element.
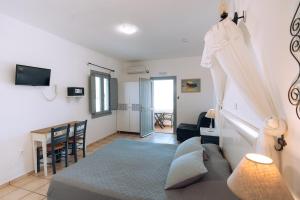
[163,113,173,127]
[37,124,70,174]
[154,113,164,128]
[69,120,87,162]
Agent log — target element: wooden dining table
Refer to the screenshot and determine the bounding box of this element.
[31,121,79,176]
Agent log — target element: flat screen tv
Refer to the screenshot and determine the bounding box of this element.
[15,65,51,86]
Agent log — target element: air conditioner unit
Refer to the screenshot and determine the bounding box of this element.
[127,66,150,74]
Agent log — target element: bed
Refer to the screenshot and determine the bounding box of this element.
[47,139,238,200]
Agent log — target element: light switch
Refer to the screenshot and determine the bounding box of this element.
[234,103,238,110]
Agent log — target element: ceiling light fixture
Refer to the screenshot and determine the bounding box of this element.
[117,23,138,35]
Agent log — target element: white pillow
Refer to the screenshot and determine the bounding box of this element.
[174,137,204,159]
[165,150,208,189]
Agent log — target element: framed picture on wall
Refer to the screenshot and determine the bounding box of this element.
[181,79,201,93]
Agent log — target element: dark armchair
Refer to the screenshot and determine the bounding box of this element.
[176,112,214,143]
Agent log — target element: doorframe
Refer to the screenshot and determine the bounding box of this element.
[151,76,177,133]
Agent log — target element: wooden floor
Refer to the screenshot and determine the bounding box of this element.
[0,132,177,200]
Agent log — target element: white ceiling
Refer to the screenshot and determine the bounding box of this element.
[0,0,220,61]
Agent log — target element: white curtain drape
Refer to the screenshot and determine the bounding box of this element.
[205,59,227,108]
[201,18,286,159]
[202,51,227,146]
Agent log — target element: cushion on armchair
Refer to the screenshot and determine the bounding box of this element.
[176,112,214,143]
[178,124,197,130]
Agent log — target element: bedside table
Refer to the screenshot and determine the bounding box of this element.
[200,127,219,145]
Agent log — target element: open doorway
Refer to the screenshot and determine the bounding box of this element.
[152,77,176,134]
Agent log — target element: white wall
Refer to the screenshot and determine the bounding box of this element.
[122,57,215,125]
[223,0,300,198]
[0,14,123,185]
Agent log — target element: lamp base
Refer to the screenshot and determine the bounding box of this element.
[208,119,214,132]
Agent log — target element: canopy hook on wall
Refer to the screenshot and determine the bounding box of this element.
[232,11,246,24]
[220,10,246,24]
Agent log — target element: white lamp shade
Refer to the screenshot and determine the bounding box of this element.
[263,116,287,137]
[227,154,294,200]
[205,109,216,119]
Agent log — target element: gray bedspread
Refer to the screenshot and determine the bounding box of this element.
[48,139,238,200]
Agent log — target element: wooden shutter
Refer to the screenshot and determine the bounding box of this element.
[89,75,96,114]
[110,78,118,110]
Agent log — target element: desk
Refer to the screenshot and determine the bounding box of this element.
[31,121,78,176]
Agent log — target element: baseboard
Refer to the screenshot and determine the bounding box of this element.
[0,182,9,189]
[118,131,139,135]
[0,170,35,188]
[87,132,118,148]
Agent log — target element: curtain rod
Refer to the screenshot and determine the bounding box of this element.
[88,62,115,72]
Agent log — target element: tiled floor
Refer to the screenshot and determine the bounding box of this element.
[154,125,174,133]
[0,132,177,200]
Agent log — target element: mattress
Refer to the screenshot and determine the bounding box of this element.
[48,139,238,200]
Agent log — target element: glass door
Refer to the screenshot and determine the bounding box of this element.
[139,78,153,137]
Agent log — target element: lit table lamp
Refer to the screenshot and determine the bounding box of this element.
[227,153,294,200]
[205,109,215,131]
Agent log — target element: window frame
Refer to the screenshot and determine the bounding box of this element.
[90,70,112,118]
